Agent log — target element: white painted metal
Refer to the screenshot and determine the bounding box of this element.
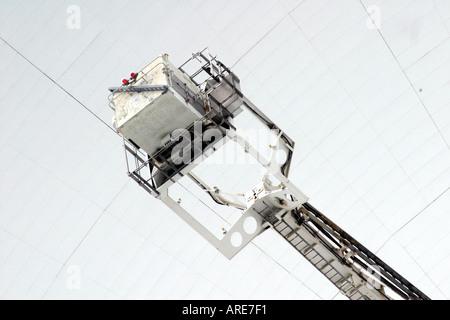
[115,50,432,299]
[271,212,388,300]
[111,55,203,157]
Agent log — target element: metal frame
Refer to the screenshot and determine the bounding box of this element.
[119,49,306,259]
[116,49,430,300]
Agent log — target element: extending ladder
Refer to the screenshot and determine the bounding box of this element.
[272,218,383,300]
[266,203,430,300]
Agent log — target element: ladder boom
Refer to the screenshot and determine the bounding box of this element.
[109,49,430,300]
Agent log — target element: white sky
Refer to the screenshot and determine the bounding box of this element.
[0,0,449,300]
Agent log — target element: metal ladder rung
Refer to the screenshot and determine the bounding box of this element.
[277,226,290,237]
[346,287,358,297]
[290,237,303,246]
[280,228,292,237]
[271,218,369,300]
[310,255,323,266]
[295,243,308,252]
[325,270,338,280]
[304,250,318,260]
[273,221,283,228]
[302,243,317,255]
[331,275,344,285]
[340,282,355,293]
[317,259,333,271]
[348,289,362,300]
[289,235,304,245]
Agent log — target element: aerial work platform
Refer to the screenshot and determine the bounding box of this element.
[108,49,430,300]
